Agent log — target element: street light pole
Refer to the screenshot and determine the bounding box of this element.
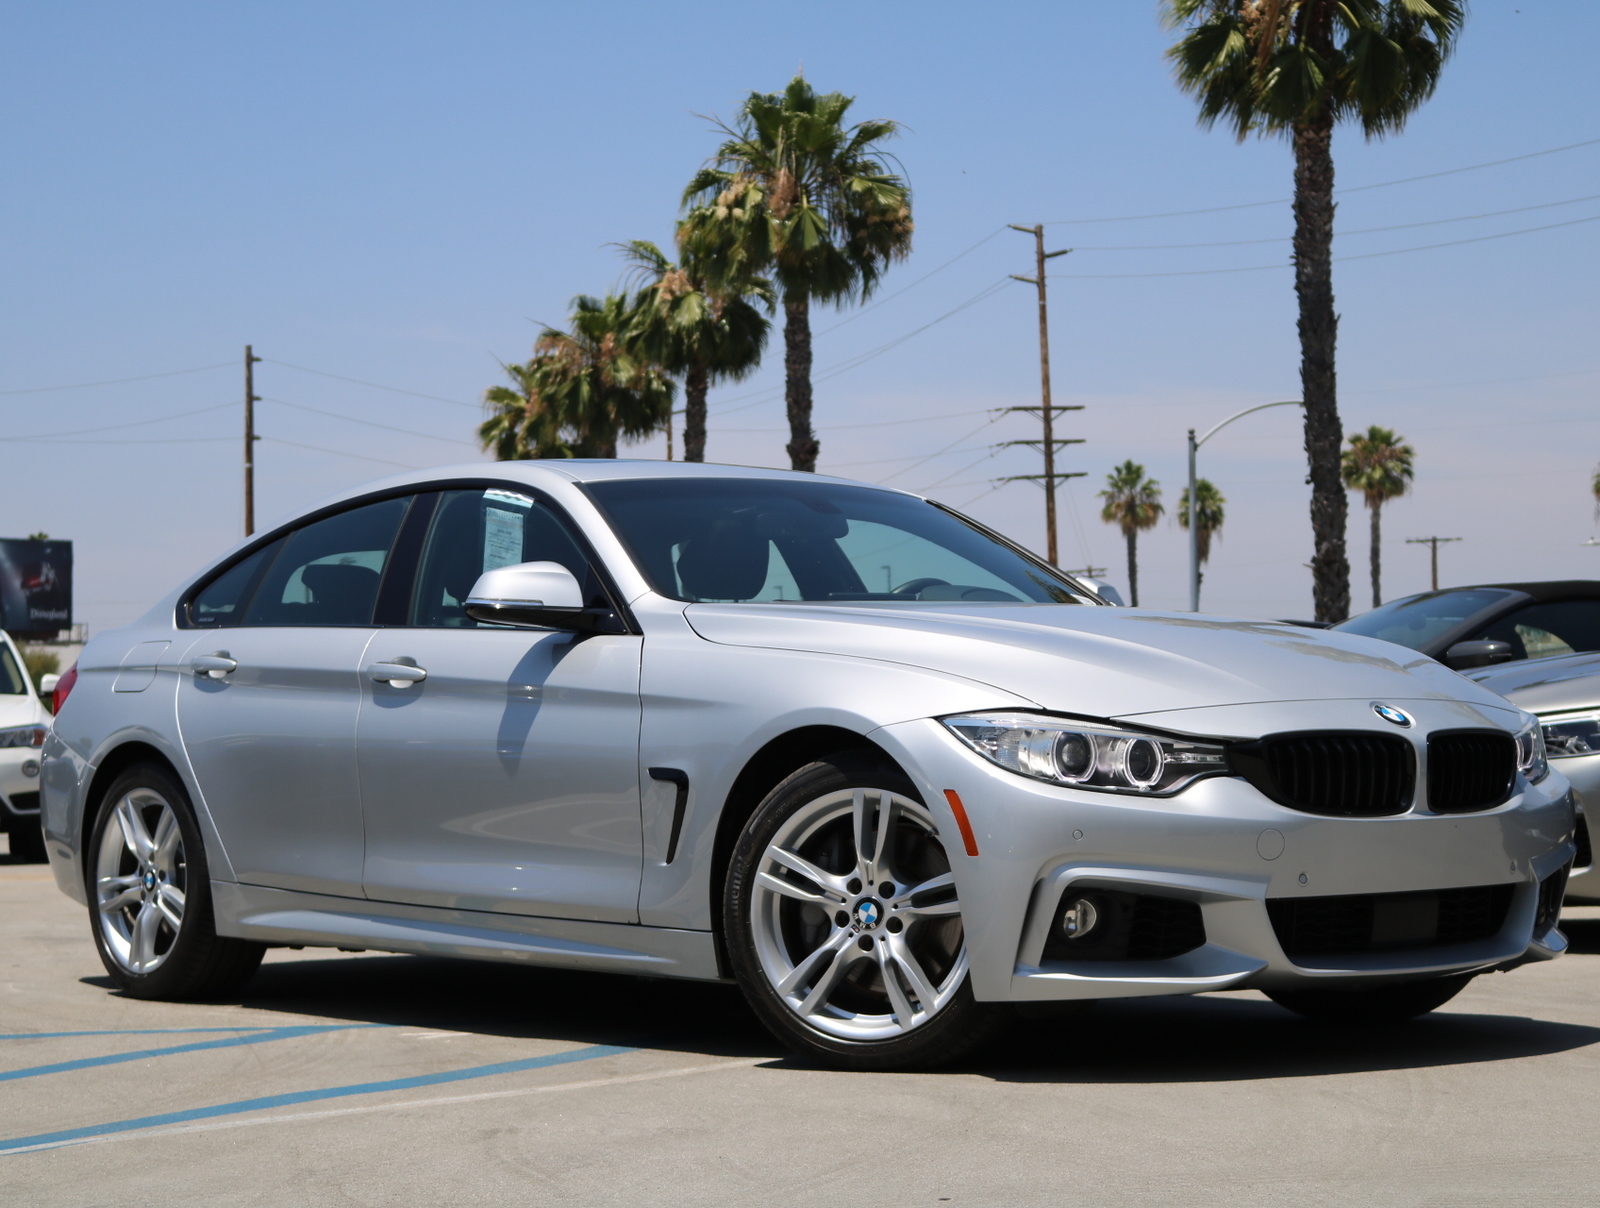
[1188,400,1303,612]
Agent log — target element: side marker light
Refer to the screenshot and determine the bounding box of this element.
[942,790,980,857]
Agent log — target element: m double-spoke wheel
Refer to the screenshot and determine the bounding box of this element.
[87,763,264,999]
[96,788,188,975]
[726,753,1005,1069]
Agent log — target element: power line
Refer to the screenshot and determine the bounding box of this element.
[1054,212,1600,278]
[815,227,1008,335]
[261,359,481,409]
[0,402,234,441]
[1069,192,1600,250]
[0,362,234,397]
[1042,135,1600,225]
[259,436,423,469]
[262,397,479,446]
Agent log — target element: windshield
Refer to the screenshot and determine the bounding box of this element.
[1334,589,1516,651]
[584,478,1088,605]
[0,644,26,695]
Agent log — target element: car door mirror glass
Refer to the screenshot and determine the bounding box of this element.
[1443,639,1516,670]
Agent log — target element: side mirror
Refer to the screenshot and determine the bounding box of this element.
[1442,639,1516,671]
[37,673,60,695]
[463,561,620,633]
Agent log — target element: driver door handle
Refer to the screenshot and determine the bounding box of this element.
[368,660,427,688]
[190,654,237,679]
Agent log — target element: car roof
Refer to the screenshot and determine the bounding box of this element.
[1453,581,1600,603]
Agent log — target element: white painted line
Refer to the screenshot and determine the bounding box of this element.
[6,1058,763,1155]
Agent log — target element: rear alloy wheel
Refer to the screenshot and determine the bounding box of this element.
[88,763,264,1000]
[725,754,1006,1070]
[1266,973,1475,1023]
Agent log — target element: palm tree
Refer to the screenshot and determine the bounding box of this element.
[1177,478,1227,606]
[618,234,772,463]
[1162,1,1465,623]
[479,294,674,460]
[684,76,913,472]
[1341,424,1414,609]
[1100,460,1165,608]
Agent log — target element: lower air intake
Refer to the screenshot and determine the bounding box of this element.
[1267,883,1514,959]
[1043,889,1205,963]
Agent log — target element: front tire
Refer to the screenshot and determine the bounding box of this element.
[1266,974,1474,1023]
[724,753,1007,1070]
[87,763,264,1000]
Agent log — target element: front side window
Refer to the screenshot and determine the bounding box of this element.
[410,488,594,627]
[585,478,1087,605]
[1475,600,1600,661]
[1334,589,1516,652]
[189,540,281,627]
[239,496,411,627]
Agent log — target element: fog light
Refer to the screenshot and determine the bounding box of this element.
[1059,896,1100,940]
[21,760,39,778]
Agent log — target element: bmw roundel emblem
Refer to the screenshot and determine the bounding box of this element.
[1372,703,1413,728]
[853,900,880,930]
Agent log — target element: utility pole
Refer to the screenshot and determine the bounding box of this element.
[996,224,1083,565]
[244,345,260,536]
[1406,536,1461,591]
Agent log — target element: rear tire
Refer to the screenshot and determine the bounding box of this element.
[724,753,1009,1071]
[86,762,264,1000]
[8,816,48,863]
[1266,973,1474,1023]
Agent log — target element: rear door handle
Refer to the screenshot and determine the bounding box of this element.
[190,654,237,679]
[368,661,427,687]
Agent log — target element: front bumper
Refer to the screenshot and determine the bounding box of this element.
[874,717,1576,1003]
[0,746,44,829]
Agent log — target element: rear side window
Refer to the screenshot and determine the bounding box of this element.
[0,644,26,694]
[189,541,280,627]
[410,488,593,627]
[240,497,411,627]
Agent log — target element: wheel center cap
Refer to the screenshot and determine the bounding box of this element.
[852,899,882,932]
[142,870,157,892]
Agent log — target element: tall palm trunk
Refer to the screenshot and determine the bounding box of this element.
[1293,111,1350,623]
[1369,499,1383,609]
[1125,530,1139,608]
[783,294,819,472]
[683,364,709,463]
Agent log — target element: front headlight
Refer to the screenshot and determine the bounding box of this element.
[942,712,1228,796]
[0,725,47,750]
[1539,710,1600,758]
[1516,716,1549,784]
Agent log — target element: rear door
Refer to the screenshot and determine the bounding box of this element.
[176,494,413,898]
[356,486,643,923]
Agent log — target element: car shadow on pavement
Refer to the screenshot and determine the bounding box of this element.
[1560,917,1600,955]
[976,990,1600,1084]
[85,949,1600,1081]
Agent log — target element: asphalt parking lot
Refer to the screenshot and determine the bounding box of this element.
[3,841,1598,1207]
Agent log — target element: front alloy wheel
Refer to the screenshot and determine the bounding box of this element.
[726,754,1005,1069]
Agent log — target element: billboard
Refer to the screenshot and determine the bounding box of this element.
[0,539,72,640]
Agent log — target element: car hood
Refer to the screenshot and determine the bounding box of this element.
[0,694,44,729]
[684,602,1510,720]
[1467,650,1600,714]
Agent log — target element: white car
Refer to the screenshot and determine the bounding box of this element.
[0,629,50,862]
[41,462,1578,1069]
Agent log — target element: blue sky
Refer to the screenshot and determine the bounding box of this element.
[3,2,1597,630]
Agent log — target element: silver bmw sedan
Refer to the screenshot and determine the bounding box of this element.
[40,462,1578,1069]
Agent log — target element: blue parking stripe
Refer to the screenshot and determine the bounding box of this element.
[0,1028,279,1041]
[0,1044,631,1154]
[0,1025,376,1083]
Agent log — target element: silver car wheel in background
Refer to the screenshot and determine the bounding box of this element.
[749,786,967,1041]
[95,789,187,975]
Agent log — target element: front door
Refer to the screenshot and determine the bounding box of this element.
[357,486,643,923]
[176,495,412,898]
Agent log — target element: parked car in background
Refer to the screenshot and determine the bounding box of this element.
[0,629,50,862]
[1467,651,1599,903]
[40,463,1578,1069]
[1332,581,1600,671]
